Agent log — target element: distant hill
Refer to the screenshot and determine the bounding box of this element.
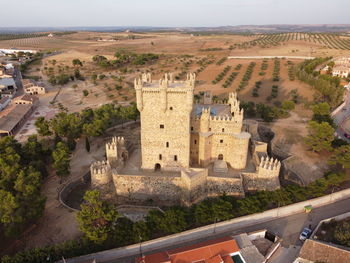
[1,24,350,34]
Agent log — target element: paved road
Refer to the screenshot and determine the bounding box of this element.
[72,198,350,263]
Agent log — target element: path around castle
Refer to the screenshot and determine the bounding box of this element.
[64,197,350,263]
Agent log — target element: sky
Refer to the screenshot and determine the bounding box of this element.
[1,0,350,27]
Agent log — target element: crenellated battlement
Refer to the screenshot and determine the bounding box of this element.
[210,114,243,122]
[90,160,112,187]
[90,160,111,175]
[134,73,195,90]
[135,72,195,113]
[106,136,125,149]
[259,156,281,171]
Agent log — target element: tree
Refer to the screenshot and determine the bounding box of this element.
[72,59,83,67]
[0,136,46,236]
[52,142,71,178]
[35,117,52,136]
[211,198,233,222]
[77,190,119,243]
[158,207,188,234]
[311,102,333,125]
[334,221,350,247]
[50,112,82,140]
[305,121,335,152]
[281,100,295,111]
[328,145,350,169]
[85,136,90,152]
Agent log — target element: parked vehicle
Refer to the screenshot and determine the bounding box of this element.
[299,227,312,241]
[344,133,350,139]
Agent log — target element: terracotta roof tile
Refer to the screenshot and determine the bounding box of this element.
[135,237,240,263]
[299,239,350,263]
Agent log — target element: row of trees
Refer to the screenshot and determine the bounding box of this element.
[92,51,159,69]
[296,57,345,107]
[240,101,293,122]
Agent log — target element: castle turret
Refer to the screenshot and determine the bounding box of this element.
[135,77,143,111]
[106,136,126,164]
[203,91,212,104]
[159,76,168,112]
[200,107,210,133]
[90,160,112,188]
[257,156,281,179]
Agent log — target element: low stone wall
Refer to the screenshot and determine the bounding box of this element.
[63,188,350,263]
[59,173,90,212]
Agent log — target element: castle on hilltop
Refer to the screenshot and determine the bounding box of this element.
[90,73,281,205]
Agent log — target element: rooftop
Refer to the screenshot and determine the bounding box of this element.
[0,96,10,105]
[299,239,350,263]
[14,94,38,103]
[0,104,32,132]
[135,236,240,263]
[22,78,44,88]
[193,104,231,117]
[0,77,15,87]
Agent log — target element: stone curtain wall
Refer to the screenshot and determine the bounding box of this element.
[112,169,245,205]
[113,173,184,203]
[207,176,245,197]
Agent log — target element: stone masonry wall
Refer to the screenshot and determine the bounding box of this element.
[113,173,185,203]
[207,176,245,197]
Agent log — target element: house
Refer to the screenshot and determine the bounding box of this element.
[13,94,39,106]
[134,230,280,263]
[135,236,245,263]
[294,239,350,263]
[0,97,11,111]
[0,104,34,136]
[0,77,17,98]
[22,79,46,95]
[332,65,350,78]
[294,212,350,263]
[320,65,330,75]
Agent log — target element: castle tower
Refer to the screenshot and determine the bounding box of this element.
[106,136,127,164]
[198,107,212,166]
[203,91,212,104]
[134,73,195,171]
[257,156,281,180]
[199,107,210,133]
[90,160,112,188]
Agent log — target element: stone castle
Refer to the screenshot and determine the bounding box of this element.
[90,73,281,205]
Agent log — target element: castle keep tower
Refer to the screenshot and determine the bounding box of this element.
[106,136,128,164]
[135,73,195,171]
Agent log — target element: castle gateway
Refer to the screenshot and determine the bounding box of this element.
[91,73,281,205]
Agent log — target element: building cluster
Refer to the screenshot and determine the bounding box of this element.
[321,56,350,78]
[294,212,350,263]
[136,230,280,263]
[0,61,45,137]
[91,73,281,206]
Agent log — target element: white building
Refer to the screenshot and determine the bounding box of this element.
[332,65,350,78]
[22,79,46,95]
